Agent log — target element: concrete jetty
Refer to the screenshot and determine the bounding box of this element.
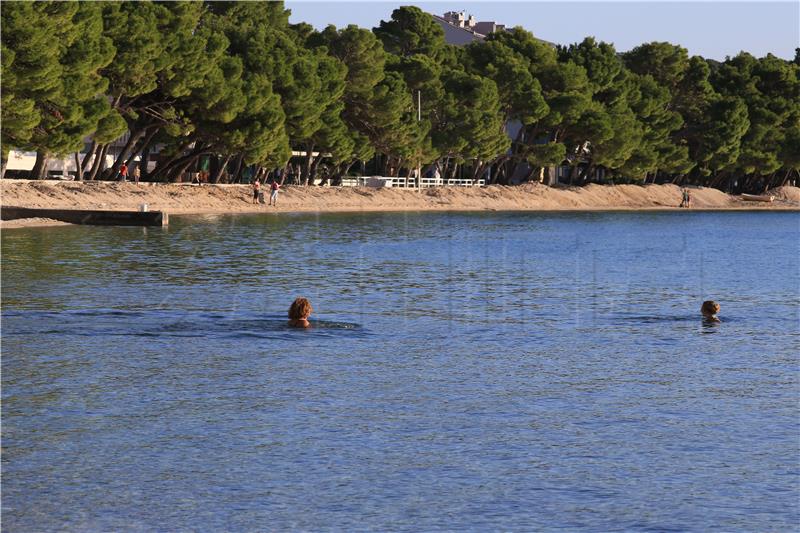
[1,206,168,227]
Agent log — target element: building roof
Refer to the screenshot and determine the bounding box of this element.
[431,11,557,49]
[431,14,485,46]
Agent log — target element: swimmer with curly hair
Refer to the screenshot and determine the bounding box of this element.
[701,300,721,322]
[288,297,313,328]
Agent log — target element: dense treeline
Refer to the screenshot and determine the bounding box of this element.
[2,2,798,192]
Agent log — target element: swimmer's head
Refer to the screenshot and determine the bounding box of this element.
[701,300,720,317]
[288,297,313,320]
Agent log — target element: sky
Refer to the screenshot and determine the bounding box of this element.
[285,1,800,61]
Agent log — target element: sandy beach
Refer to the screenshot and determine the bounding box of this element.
[2,180,798,228]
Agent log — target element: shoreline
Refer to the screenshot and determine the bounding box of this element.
[1,181,797,228]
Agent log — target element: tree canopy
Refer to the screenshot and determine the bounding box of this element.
[1,1,797,191]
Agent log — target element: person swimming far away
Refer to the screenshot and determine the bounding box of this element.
[288,297,312,328]
[701,300,721,322]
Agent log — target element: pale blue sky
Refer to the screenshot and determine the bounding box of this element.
[285,1,800,60]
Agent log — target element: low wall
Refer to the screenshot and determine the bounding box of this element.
[1,206,168,227]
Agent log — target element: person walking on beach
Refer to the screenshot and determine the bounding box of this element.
[680,188,688,208]
[252,178,261,204]
[269,179,280,206]
[119,163,128,182]
[686,189,692,208]
[288,297,312,328]
[133,164,141,185]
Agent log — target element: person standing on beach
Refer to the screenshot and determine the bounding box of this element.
[680,188,688,207]
[133,165,141,185]
[269,179,280,206]
[252,178,261,204]
[119,163,128,182]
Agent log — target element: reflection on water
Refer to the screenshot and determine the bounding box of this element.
[2,211,799,531]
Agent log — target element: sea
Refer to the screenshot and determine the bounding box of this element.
[2,210,798,531]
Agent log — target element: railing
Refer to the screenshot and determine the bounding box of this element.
[339,176,485,188]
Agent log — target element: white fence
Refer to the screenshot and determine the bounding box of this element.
[339,176,485,188]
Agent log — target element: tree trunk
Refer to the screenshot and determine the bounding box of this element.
[231,154,244,183]
[337,160,356,186]
[567,165,580,186]
[126,127,159,167]
[114,129,145,167]
[486,154,509,184]
[148,140,195,181]
[740,173,756,193]
[448,162,459,180]
[169,155,199,183]
[100,129,143,180]
[761,171,778,194]
[520,164,536,183]
[32,151,50,180]
[471,159,483,180]
[303,144,315,186]
[579,163,593,185]
[495,162,508,185]
[78,140,97,181]
[310,156,323,185]
[74,153,82,181]
[87,144,108,181]
[140,143,152,181]
[544,166,556,186]
[0,150,7,180]
[778,169,794,187]
[153,145,211,183]
[211,155,231,184]
[441,158,451,181]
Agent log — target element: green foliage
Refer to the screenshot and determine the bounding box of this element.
[466,36,548,126]
[1,2,117,159]
[623,42,690,89]
[188,2,290,165]
[374,6,446,60]
[320,25,388,163]
[2,1,796,189]
[621,74,689,176]
[712,52,800,176]
[434,69,510,160]
[1,44,40,151]
[558,37,621,94]
[527,142,566,167]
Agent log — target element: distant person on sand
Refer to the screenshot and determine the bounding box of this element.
[252,178,260,204]
[680,188,689,208]
[119,163,128,182]
[686,189,692,208]
[133,165,141,184]
[288,297,312,328]
[269,179,280,206]
[701,300,721,322]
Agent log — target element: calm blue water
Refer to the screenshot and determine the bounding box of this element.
[2,211,799,531]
